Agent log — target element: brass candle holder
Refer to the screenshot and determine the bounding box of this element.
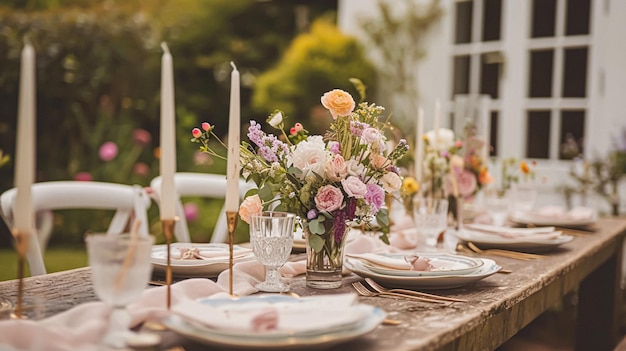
[225,211,239,296]
[11,229,29,319]
[161,218,176,309]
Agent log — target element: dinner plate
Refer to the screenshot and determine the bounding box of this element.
[345,257,501,290]
[509,210,597,227]
[151,243,256,277]
[455,230,574,251]
[352,253,484,277]
[164,295,385,350]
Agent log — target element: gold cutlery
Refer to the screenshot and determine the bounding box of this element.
[382,318,403,326]
[351,282,448,304]
[363,278,467,303]
[466,242,546,260]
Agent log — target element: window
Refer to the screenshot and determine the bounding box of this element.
[529,50,554,98]
[560,110,585,159]
[566,0,591,35]
[562,47,588,97]
[482,0,502,41]
[455,1,473,44]
[489,111,498,156]
[453,55,471,96]
[531,0,557,38]
[526,111,551,159]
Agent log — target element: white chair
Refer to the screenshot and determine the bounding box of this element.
[150,172,254,244]
[0,181,152,276]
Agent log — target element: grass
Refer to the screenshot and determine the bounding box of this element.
[0,248,87,281]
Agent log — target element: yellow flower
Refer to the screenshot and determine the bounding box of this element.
[402,177,420,195]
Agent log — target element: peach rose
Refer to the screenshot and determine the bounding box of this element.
[239,194,263,224]
[321,89,356,120]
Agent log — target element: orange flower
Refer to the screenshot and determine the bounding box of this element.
[478,167,494,184]
[520,161,530,174]
[321,89,356,120]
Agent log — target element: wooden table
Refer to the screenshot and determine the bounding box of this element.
[1,217,625,351]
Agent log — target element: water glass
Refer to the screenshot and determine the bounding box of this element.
[249,211,295,292]
[413,198,449,247]
[512,184,537,212]
[485,191,511,226]
[86,234,154,349]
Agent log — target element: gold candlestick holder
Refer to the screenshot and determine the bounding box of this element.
[225,211,239,296]
[11,229,29,319]
[161,218,176,309]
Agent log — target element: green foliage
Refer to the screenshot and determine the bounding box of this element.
[252,18,376,134]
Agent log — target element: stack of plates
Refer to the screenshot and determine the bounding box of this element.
[509,206,597,227]
[151,243,256,277]
[164,294,385,350]
[344,253,501,289]
[456,223,574,251]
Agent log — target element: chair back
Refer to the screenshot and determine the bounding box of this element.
[0,181,151,276]
[150,172,254,243]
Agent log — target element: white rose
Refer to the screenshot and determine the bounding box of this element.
[425,128,455,151]
[325,154,348,181]
[345,159,365,177]
[380,172,402,192]
[288,135,327,178]
[341,176,367,198]
[267,111,283,128]
[361,127,382,144]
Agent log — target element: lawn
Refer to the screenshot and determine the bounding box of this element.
[0,248,87,281]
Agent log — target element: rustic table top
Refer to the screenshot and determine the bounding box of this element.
[1,217,625,351]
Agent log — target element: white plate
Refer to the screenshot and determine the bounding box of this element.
[509,211,597,227]
[151,243,256,277]
[164,296,385,350]
[455,230,574,251]
[345,258,501,290]
[354,253,484,277]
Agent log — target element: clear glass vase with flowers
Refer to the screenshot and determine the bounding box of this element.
[192,85,408,289]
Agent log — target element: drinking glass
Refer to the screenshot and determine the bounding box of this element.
[86,234,154,349]
[485,190,511,226]
[512,184,537,212]
[413,197,449,247]
[249,211,295,292]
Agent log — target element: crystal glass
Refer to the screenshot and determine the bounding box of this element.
[485,190,511,226]
[512,184,537,212]
[413,197,449,247]
[249,211,295,292]
[86,234,154,349]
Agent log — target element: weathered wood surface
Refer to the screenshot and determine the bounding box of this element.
[0,218,625,351]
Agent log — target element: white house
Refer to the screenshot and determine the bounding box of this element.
[338,0,626,213]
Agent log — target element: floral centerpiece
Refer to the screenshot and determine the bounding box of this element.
[192,87,408,289]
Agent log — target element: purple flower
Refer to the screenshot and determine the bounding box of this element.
[307,209,318,220]
[333,210,347,243]
[247,121,289,162]
[364,183,385,213]
[329,141,341,154]
[99,141,118,161]
[184,203,199,222]
[349,121,369,137]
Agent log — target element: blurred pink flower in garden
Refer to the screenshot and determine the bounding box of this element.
[184,203,199,222]
[99,142,118,161]
[133,162,150,177]
[132,129,152,146]
[193,151,213,166]
[74,172,93,181]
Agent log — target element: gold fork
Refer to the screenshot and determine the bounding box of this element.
[351,282,447,304]
[363,278,467,303]
[467,242,546,260]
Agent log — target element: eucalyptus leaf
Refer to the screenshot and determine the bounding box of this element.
[308,233,325,252]
[244,188,258,198]
[258,184,274,201]
[309,219,325,235]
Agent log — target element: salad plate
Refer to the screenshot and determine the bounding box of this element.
[151,243,256,277]
[344,257,501,289]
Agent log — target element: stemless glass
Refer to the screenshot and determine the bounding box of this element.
[485,190,511,226]
[249,211,295,292]
[413,197,449,247]
[86,234,154,349]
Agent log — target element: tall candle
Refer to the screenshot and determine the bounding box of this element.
[224,62,240,213]
[434,99,441,145]
[415,107,424,183]
[160,42,176,219]
[14,41,35,234]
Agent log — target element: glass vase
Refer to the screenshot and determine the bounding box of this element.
[304,223,349,289]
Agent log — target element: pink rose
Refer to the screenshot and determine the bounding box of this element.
[314,185,344,212]
[98,141,118,162]
[361,127,382,144]
[321,89,355,120]
[132,128,151,146]
[239,195,263,224]
[365,183,385,213]
[447,169,477,197]
[341,176,367,198]
[133,162,150,177]
[325,154,348,181]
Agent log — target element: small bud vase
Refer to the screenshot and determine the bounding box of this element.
[304,223,350,289]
